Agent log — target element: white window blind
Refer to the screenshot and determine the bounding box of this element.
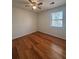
[51,11,63,27]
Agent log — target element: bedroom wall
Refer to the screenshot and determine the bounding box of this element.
[12,7,37,39]
[38,5,66,39]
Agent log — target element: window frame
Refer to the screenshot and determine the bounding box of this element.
[51,11,63,28]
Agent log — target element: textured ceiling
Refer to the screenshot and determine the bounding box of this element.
[13,0,66,12]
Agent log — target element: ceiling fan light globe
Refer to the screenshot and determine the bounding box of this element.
[33,6,37,9]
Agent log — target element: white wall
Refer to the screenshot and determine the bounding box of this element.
[12,7,37,39]
[12,5,66,39]
[38,5,66,39]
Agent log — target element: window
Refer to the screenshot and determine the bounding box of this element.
[51,11,63,27]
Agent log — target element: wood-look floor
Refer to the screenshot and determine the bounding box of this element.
[12,31,66,59]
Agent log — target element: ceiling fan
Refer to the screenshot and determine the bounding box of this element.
[25,0,43,10]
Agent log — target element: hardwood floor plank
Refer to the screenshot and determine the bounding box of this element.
[12,32,66,59]
[12,47,19,59]
[28,34,65,58]
[34,32,66,49]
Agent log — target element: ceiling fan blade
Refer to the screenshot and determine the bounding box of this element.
[50,2,55,4]
[28,0,33,3]
[38,7,41,9]
[38,2,43,5]
[25,4,30,7]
